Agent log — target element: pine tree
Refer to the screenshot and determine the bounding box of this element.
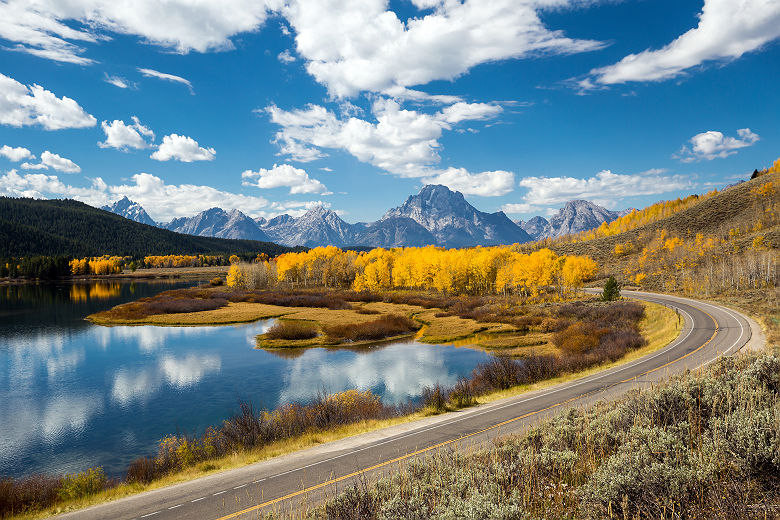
[602,276,621,301]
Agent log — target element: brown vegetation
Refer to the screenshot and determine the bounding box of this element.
[323,315,419,342]
[264,321,319,340]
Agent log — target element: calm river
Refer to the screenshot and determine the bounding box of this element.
[0,281,493,479]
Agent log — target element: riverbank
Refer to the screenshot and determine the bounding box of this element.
[0,266,227,286]
[3,299,681,520]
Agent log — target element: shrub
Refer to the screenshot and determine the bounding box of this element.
[0,474,62,517]
[421,384,448,413]
[449,378,477,408]
[324,315,419,342]
[57,467,107,501]
[264,321,319,340]
[552,322,604,354]
[209,277,224,286]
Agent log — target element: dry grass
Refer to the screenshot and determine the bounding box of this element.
[414,309,512,343]
[89,302,294,325]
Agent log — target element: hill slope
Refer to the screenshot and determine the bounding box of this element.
[550,173,779,262]
[0,197,293,257]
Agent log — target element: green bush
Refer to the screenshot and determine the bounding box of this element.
[57,467,107,501]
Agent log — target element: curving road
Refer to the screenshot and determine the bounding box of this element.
[61,291,759,520]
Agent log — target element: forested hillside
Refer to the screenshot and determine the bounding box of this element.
[0,197,294,257]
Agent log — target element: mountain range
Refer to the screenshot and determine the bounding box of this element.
[102,185,629,248]
[516,200,635,241]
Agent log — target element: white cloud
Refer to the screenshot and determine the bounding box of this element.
[104,74,131,88]
[0,0,274,64]
[266,199,332,218]
[0,72,96,130]
[501,202,542,215]
[0,145,33,162]
[242,163,330,195]
[266,97,511,196]
[138,68,194,93]
[99,117,155,150]
[20,161,48,170]
[266,98,500,173]
[0,170,274,222]
[587,0,780,85]
[150,134,215,162]
[439,102,502,124]
[278,49,296,63]
[423,167,514,197]
[512,169,692,208]
[283,0,606,98]
[21,151,81,173]
[674,128,760,162]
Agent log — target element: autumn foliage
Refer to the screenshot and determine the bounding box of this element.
[268,245,598,297]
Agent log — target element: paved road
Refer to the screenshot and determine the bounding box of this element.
[61,291,757,520]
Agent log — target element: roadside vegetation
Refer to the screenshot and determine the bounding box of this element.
[314,352,780,520]
[2,297,669,519]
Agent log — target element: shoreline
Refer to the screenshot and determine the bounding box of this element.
[0,266,228,286]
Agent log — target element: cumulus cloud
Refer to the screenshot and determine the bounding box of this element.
[0,0,274,64]
[242,163,330,195]
[266,97,511,195]
[0,1,604,100]
[674,128,760,162]
[278,49,296,63]
[0,170,275,221]
[150,134,215,162]
[502,169,692,212]
[282,0,606,98]
[586,0,780,86]
[0,72,96,130]
[21,151,81,173]
[423,167,514,197]
[0,145,33,162]
[98,117,155,150]
[138,68,194,93]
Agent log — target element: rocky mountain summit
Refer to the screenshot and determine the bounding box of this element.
[519,200,626,240]
[101,196,156,227]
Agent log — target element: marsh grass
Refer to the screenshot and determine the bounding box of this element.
[323,315,419,342]
[265,321,319,340]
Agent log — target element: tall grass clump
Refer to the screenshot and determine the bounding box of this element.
[324,315,419,342]
[264,321,319,340]
[316,353,780,520]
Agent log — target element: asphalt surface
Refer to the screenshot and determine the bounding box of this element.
[60,291,756,520]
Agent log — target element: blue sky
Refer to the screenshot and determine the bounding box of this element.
[0,0,777,223]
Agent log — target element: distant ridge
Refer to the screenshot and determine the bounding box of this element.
[0,197,294,258]
[164,207,272,242]
[518,200,627,240]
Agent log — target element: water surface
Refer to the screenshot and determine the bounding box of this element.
[0,281,493,478]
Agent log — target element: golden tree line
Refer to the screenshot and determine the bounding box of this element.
[69,256,126,275]
[228,245,599,297]
[142,255,223,268]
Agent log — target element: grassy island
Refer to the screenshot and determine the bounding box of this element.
[87,286,678,359]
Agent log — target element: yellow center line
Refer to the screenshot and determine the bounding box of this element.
[215,307,720,520]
